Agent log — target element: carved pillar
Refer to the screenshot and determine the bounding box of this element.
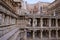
[49,30,51,39]
[56,30,58,39]
[41,18,43,28]
[53,10,56,16]
[56,19,58,27]
[33,18,37,27]
[49,18,51,39]
[56,19,58,39]
[49,18,51,27]
[10,17,11,24]
[6,16,10,25]
[2,14,5,25]
[24,29,27,40]
[28,19,31,26]
[33,30,35,40]
[41,30,43,39]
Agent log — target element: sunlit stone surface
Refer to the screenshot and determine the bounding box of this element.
[0,0,60,40]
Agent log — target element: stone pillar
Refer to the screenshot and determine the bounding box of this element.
[5,16,7,25]
[41,30,43,39]
[33,18,34,27]
[41,18,43,39]
[49,18,51,27]
[8,16,10,24]
[12,18,15,24]
[49,18,51,39]
[2,14,5,25]
[9,16,10,24]
[56,19,58,27]
[41,18,43,27]
[28,19,31,26]
[10,17,12,24]
[15,19,17,24]
[6,16,10,25]
[9,17,11,24]
[56,30,58,39]
[53,10,56,16]
[38,3,40,14]
[33,30,35,40]
[14,18,16,24]
[33,18,37,27]
[33,18,36,40]
[24,29,27,40]
[49,30,51,39]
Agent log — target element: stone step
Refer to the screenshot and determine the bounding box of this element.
[0,26,17,37]
[8,31,20,40]
[0,28,19,40]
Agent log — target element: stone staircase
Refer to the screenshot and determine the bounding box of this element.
[0,25,20,40]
